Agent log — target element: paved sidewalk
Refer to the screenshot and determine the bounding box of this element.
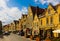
[0,33,35,41]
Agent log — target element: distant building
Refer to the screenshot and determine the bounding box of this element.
[3,25,9,33]
[20,14,27,31]
[14,20,19,32]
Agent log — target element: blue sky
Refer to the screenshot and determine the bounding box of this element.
[7,0,60,12]
[7,0,48,10]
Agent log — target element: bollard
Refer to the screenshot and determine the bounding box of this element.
[36,36,40,41]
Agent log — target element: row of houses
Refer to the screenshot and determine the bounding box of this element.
[20,3,60,38]
[1,3,60,39]
[2,20,20,33]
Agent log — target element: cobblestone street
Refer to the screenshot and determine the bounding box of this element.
[0,33,35,41]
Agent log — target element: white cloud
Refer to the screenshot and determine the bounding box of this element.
[35,0,38,2]
[21,7,28,14]
[9,7,22,20]
[34,0,60,6]
[0,0,28,26]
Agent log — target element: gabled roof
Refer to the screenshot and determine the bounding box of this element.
[29,3,60,19]
[14,20,19,24]
[19,19,21,20]
[48,3,60,10]
[3,25,9,27]
[22,14,27,18]
[34,14,39,22]
[55,4,60,7]
[30,6,45,18]
[55,3,60,9]
[48,3,56,10]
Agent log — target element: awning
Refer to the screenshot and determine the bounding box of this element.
[53,30,60,33]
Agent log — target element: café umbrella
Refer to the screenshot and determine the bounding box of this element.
[53,30,60,33]
[53,30,60,37]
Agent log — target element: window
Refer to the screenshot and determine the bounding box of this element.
[46,18,48,24]
[59,14,60,22]
[34,23,37,27]
[48,9,50,14]
[50,17,53,24]
[41,20,42,25]
[24,25,26,29]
